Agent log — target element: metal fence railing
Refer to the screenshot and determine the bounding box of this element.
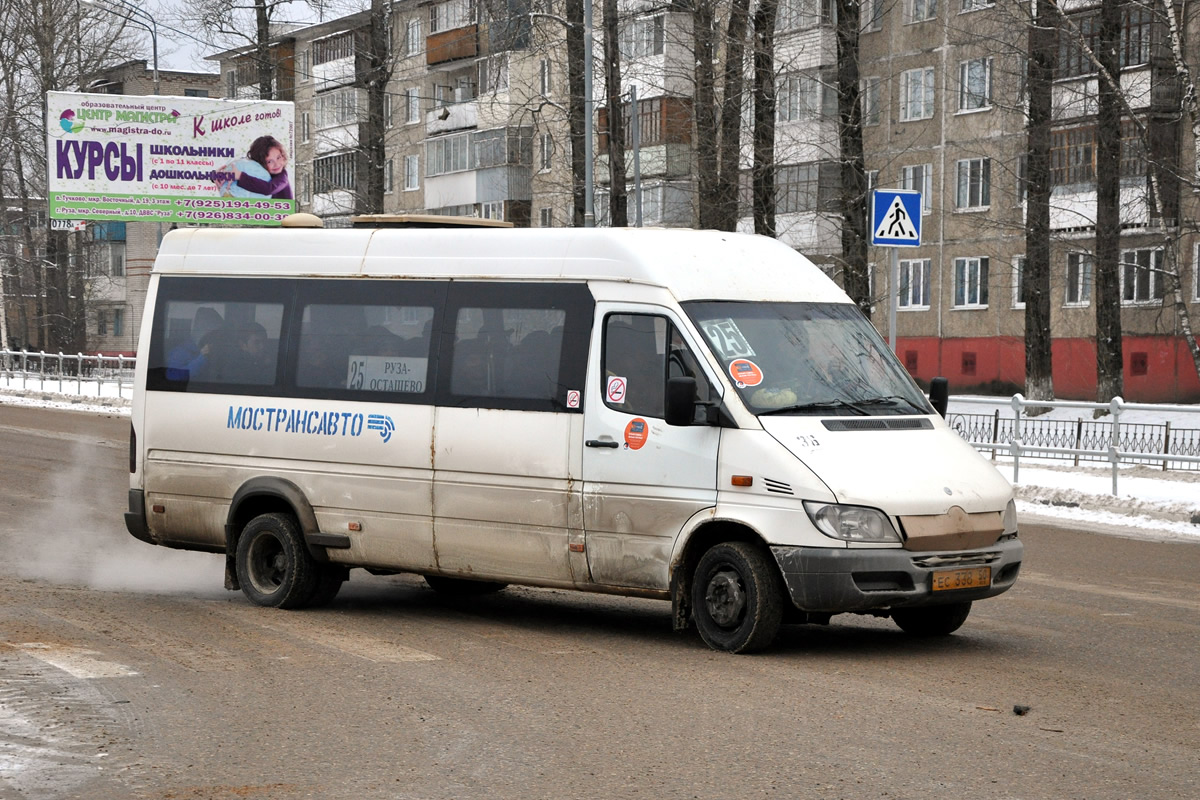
[950,394,1200,494]
[0,349,135,399]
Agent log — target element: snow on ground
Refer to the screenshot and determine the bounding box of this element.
[1,380,1197,542]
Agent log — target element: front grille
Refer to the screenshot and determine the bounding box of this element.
[823,418,933,432]
[910,551,1002,568]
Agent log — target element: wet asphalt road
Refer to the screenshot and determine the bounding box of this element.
[0,403,1197,800]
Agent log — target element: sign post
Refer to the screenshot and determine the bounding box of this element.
[871,190,922,352]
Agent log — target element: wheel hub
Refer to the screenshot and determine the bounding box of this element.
[704,569,746,628]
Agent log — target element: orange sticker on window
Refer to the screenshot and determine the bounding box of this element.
[624,417,649,450]
[729,358,764,387]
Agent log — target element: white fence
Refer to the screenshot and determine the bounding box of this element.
[953,394,1200,495]
[0,349,135,399]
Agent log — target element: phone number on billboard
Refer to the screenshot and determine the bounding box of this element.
[178,210,289,222]
[176,199,293,210]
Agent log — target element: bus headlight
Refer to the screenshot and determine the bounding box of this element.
[1002,498,1019,535]
[803,501,901,543]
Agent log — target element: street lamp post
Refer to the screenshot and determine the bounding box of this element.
[82,0,159,94]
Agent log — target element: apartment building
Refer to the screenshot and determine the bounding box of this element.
[212,0,1200,401]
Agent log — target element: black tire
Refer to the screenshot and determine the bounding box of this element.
[302,564,348,608]
[691,541,784,654]
[892,601,972,636]
[423,574,508,595]
[235,513,316,609]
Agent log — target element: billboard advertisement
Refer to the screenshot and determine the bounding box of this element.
[46,91,295,226]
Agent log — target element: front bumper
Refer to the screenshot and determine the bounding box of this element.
[771,538,1023,613]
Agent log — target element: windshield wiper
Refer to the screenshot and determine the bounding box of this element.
[853,395,928,413]
[757,399,870,416]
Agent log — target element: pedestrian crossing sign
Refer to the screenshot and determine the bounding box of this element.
[871,190,922,247]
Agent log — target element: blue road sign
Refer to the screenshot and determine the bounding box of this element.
[871,190,922,247]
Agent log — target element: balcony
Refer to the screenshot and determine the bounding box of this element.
[426,100,478,135]
[427,24,479,66]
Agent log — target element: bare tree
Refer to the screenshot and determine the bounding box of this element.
[1024,0,1056,403]
[750,0,778,237]
[602,0,628,226]
[834,0,869,317]
[1093,0,1124,402]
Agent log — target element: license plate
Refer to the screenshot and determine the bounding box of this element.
[931,566,992,592]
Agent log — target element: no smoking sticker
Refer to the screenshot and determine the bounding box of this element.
[729,359,764,387]
[566,389,581,409]
[606,376,627,404]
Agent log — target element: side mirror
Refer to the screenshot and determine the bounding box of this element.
[665,376,698,426]
[929,376,949,418]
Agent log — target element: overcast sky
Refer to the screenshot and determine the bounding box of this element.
[140,0,350,73]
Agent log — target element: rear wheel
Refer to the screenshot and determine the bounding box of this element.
[892,601,972,636]
[236,513,316,609]
[691,541,784,654]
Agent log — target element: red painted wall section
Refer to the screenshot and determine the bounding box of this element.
[896,335,1200,403]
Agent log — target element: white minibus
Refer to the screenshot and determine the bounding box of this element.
[124,216,1022,653]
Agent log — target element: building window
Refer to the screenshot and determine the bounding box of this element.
[900,163,933,214]
[899,259,931,308]
[404,155,420,190]
[184,88,209,98]
[1050,122,1147,186]
[301,112,310,143]
[406,19,422,56]
[909,0,937,22]
[1013,255,1026,309]
[109,241,126,277]
[861,76,880,126]
[384,94,394,128]
[899,67,935,121]
[777,162,840,213]
[313,31,354,65]
[539,133,553,171]
[539,59,552,96]
[384,158,394,193]
[1122,248,1164,304]
[113,309,124,337]
[298,50,309,82]
[776,0,836,30]
[778,70,836,122]
[98,310,107,335]
[314,152,357,192]
[1057,6,1154,78]
[539,208,553,227]
[1066,252,1093,306]
[430,0,474,33]
[955,157,990,209]
[620,14,665,58]
[953,257,989,308]
[481,201,504,220]
[477,54,509,93]
[862,0,883,30]
[426,133,471,176]
[958,57,992,111]
[1194,243,1200,302]
[315,88,359,129]
[961,0,993,11]
[405,88,420,123]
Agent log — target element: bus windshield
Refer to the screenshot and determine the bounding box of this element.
[683,301,932,416]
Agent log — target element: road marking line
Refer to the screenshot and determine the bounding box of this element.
[1019,572,1200,613]
[6,643,139,678]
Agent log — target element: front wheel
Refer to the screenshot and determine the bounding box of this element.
[236,513,316,609]
[892,602,972,636]
[691,541,784,654]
